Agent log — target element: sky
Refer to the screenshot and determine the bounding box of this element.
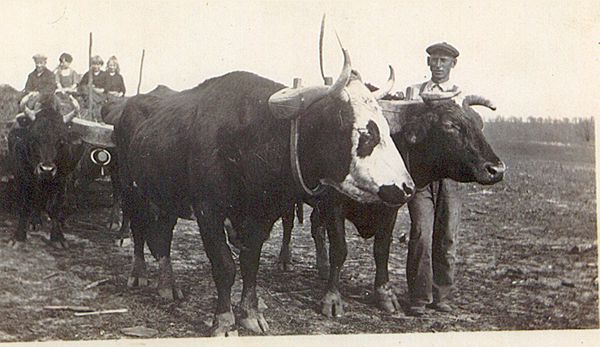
[1,0,599,121]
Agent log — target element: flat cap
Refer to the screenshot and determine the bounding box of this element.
[32,53,47,62]
[426,42,459,58]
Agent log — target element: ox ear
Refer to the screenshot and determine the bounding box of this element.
[402,112,437,145]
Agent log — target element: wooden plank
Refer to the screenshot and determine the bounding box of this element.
[70,117,115,147]
[378,100,422,134]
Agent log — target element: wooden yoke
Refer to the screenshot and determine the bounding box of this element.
[70,118,115,148]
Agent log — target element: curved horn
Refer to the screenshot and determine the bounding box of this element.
[326,33,352,98]
[462,95,496,111]
[23,106,37,121]
[63,95,80,123]
[19,92,33,111]
[372,65,396,100]
[421,89,461,102]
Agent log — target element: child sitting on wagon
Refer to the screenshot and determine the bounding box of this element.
[54,52,79,95]
[104,56,126,102]
[78,55,107,121]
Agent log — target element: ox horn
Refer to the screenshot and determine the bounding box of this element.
[372,65,396,100]
[268,35,352,119]
[63,95,80,123]
[462,95,496,111]
[20,92,41,121]
[326,32,352,98]
[23,106,38,121]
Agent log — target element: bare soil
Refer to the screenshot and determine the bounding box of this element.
[0,139,597,342]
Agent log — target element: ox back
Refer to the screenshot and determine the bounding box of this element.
[126,72,295,223]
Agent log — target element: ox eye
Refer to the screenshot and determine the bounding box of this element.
[356,120,381,158]
[443,121,460,132]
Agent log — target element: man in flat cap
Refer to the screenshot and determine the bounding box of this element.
[404,42,463,317]
[23,54,56,96]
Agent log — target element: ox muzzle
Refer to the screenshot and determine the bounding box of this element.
[35,162,58,179]
[479,161,506,185]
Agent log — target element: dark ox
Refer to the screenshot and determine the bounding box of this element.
[70,85,179,234]
[7,93,83,248]
[115,47,414,336]
[277,95,505,317]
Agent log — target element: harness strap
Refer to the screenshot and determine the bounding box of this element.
[290,117,326,197]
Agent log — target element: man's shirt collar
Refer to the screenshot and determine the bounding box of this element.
[425,79,456,92]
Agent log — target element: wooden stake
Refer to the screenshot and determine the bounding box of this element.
[44,305,93,312]
[136,49,145,95]
[75,308,128,317]
[88,32,93,114]
[83,278,109,290]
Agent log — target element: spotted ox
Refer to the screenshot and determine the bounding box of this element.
[7,93,83,248]
[115,44,414,335]
[277,94,505,317]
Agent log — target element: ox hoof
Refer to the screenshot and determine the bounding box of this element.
[210,311,237,337]
[240,313,269,334]
[127,276,149,288]
[321,291,344,318]
[7,239,26,249]
[375,285,400,313]
[51,239,69,250]
[158,286,184,301]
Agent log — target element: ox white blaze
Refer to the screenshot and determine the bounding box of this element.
[335,80,413,204]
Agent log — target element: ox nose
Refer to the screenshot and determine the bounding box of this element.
[35,162,57,177]
[484,161,506,182]
[377,182,414,206]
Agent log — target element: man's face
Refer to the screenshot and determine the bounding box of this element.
[91,63,102,73]
[34,60,46,73]
[427,54,456,83]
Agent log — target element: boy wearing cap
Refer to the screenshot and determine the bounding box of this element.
[24,54,56,95]
[404,42,463,317]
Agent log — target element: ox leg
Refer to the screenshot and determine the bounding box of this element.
[10,205,30,249]
[195,203,237,337]
[145,214,181,300]
[310,206,330,280]
[128,206,150,288]
[321,201,346,318]
[373,210,400,313]
[239,226,269,334]
[276,206,294,271]
[47,184,68,249]
[9,179,32,248]
[29,209,44,231]
[107,169,123,232]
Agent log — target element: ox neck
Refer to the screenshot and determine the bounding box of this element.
[404,144,442,189]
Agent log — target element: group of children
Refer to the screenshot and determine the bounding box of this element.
[23,52,127,120]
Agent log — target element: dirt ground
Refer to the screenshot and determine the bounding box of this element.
[0,139,597,342]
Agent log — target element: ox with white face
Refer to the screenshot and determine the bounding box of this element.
[324,78,414,206]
